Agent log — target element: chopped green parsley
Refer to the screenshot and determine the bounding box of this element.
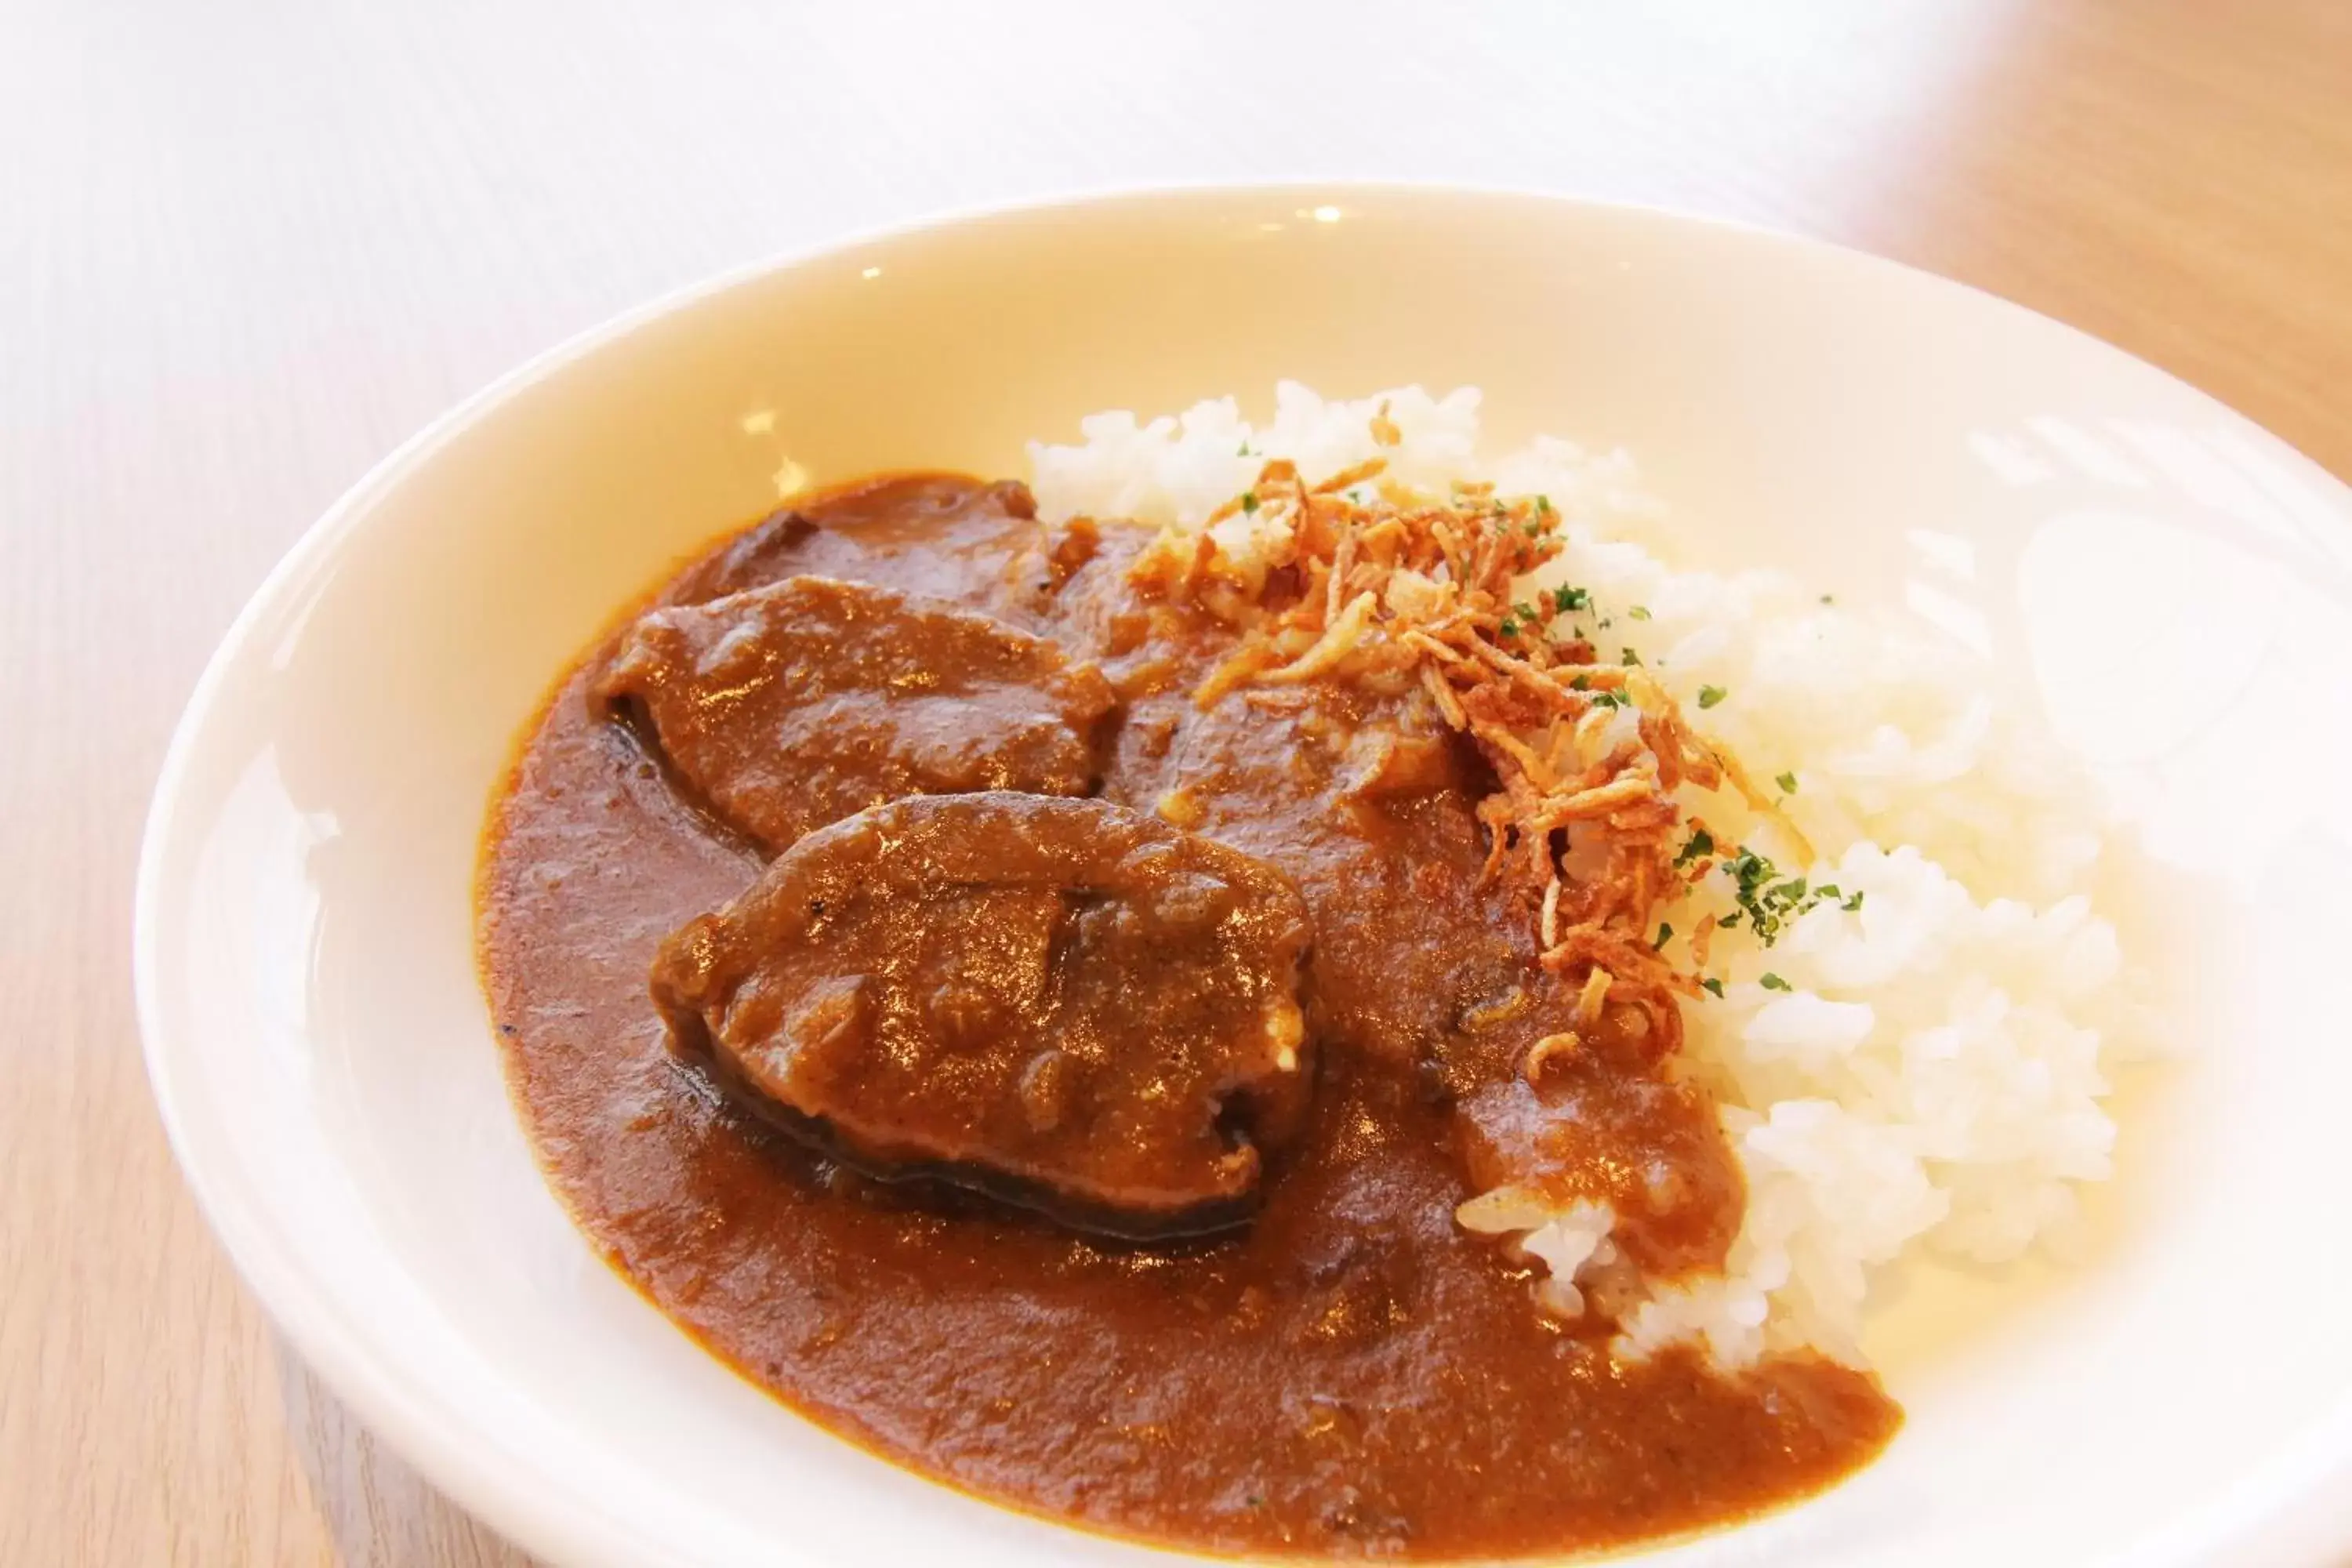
[1721,847,1832,946]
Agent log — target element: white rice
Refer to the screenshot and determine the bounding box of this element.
[1029,383,2169,1370]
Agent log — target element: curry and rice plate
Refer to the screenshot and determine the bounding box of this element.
[477,383,2156,1558]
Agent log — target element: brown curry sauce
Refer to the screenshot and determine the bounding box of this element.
[479,474,1897,1559]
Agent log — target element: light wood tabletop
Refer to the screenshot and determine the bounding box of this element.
[5,1,2348,1563]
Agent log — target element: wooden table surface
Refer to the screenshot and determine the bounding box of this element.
[5,1,2348,1562]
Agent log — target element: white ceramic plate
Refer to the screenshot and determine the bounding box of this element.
[138,187,2352,1568]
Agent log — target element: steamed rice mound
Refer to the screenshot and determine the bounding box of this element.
[1030,383,2169,1368]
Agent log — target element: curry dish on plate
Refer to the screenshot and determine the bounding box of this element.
[480,387,2153,1559]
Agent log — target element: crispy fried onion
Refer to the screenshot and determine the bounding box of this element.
[1127,435,1752,1062]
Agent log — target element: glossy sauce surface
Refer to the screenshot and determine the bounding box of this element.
[479,474,1897,1559]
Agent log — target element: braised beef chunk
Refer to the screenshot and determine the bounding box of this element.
[654,476,1040,611]
[593,576,1116,852]
[651,792,1316,1239]
[651,506,817,608]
